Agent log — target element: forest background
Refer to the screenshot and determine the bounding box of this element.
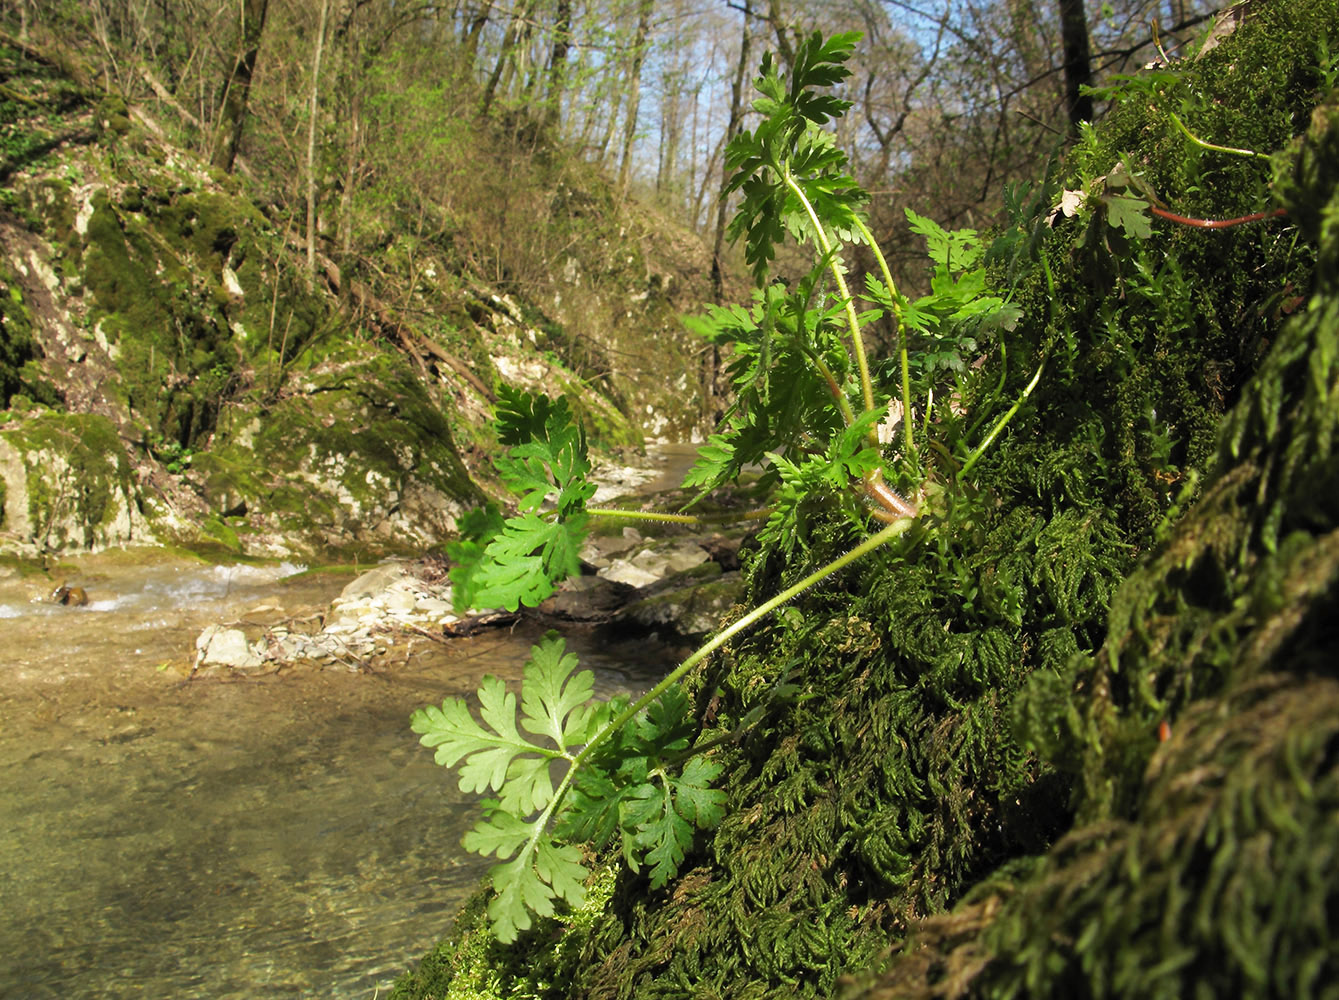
[9,0,1221,334]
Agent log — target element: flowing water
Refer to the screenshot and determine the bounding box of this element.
[0,553,678,999]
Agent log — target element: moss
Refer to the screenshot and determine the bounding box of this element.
[198,514,242,554]
[1,408,139,551]
[22,178,76,243]
[95,94,131,137]
[559,375,642,451]
[852,83,1339,998]
[187,343,482,555]
[0,259,41,406]
[392,863,621,1000]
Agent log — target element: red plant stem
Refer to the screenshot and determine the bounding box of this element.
[864,469,918,521]
[1149,205,1287,229]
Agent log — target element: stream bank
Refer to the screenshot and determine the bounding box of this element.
[391,6,1339,998]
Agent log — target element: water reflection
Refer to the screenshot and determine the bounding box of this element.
[0,558,670,998]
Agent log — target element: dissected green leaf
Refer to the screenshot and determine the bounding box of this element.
[411,674,560,819]
[462,804,533,858]
[1105,193,1154,241]
[446,502,506,611]
[520,636,602,749]
[906,207,986,271]
[675,755,728,828]
[470,508,588,612]
[487,852,555,943]
[448,389,594,614]
[622,755,728,889]
[414,635,618,943]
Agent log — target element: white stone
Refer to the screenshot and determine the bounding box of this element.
[665,542,710,573]
[339,563,407,602]
[599,559,661,589]
[382,590,417,614]
[74,191,94,235]
[630,549,670,574]
[414,598,455,620]
[196,625,262,669]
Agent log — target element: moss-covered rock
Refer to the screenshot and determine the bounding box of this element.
[0,404,149,554]
[853,79,1339,1000]
[182,343,483,558]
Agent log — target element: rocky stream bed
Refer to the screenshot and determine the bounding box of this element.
[0,445,749,998]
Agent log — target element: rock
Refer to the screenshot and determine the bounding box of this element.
[413,597,456,621]
[195,625,263,670]
[381,589,417,615]
[599,558,662,588]
[580,526,644,568]
[615,566,741,639]
[598,538,710,588]
[664,540,711,573]
[339,563,407,602]
[538,575,637,622]
[51,582,89,606]
[0,408,152,556]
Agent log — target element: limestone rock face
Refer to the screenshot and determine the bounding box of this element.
[0,408,151,556]
[188,347,479,558]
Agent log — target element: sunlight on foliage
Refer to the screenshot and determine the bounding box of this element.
[412,635,726,943]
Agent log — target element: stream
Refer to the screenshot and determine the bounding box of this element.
[0,547,682,998]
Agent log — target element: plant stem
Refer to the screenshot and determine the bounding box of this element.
[537,515,915,851]
[1167,110,1269,161]
[808,349,857,425]
[1148,205,1286,229]
[959,353,1046,478]
[586,507,771,525]
[604,515,912,730]
[782,167,876,418]
[854,216,916,461]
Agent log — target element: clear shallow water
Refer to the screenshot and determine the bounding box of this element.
[0,554,670,999]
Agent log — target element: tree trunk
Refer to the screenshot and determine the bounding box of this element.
[337,0,362,264]
[478,0,536,115]
[462,0,493,61]
[211,0,270,174]
[306,0,330,283]
[763,0,795,68]
[544,0,572,129]
[617,0,654,196]
[703,0,752,423]
[1057,0,1093,135]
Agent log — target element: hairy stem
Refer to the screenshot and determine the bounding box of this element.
[586,507,772,525]
[1167,110,1269,161]
[782,167,876,418]
[536,515,915,853]
[853,216,916,461]
[959,353,1046,478]
[1149,204,1287,229]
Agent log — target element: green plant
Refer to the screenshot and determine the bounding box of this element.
[414,31,1044,943]
[147,434,193,474]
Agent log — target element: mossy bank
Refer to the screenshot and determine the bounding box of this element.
[0,34,711,561]
[392,3,1339,997]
